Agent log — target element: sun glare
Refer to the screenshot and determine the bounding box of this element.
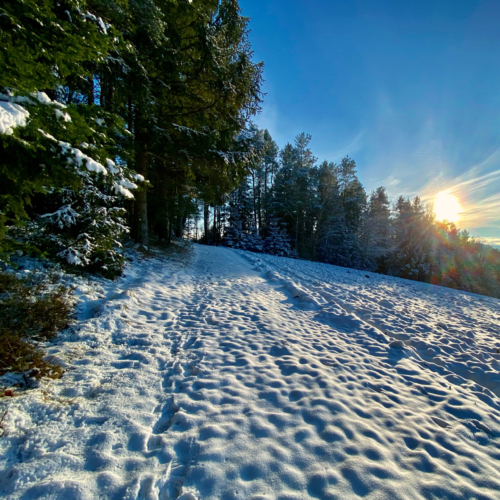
[434,191,461,223]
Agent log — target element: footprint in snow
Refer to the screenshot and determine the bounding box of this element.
[367,383,383,393]
[432,416,450,429]
[270,342,292,357]
[472,420,495,436]
[415,385,429,396]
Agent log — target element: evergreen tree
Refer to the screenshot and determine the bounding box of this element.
[317,157,366,268]
[224,178,252,249]
[386,196,433,280]
[261,130,280,233]
[0,0,139,274]
[263,218,292,257]
[273,133,317,257]
[312,160,342,261]
[94,0,264,245]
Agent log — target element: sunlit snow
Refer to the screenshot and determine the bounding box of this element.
[0,101,30,135]
[1,245,500,499]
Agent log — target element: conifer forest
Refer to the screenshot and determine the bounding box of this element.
[1,0,499,297]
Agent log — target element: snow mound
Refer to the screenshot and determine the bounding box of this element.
[0,101,30,135]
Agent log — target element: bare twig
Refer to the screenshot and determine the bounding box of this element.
[0,410,8,438]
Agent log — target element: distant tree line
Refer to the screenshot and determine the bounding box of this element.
[195,129,500,298]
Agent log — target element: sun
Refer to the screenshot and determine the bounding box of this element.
[434,191,461,223]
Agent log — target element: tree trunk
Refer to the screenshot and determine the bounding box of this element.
[167,216,173,245]
[216,207,221,245]
[204,202,210,244]
[179,216,184,238]
[264,163,269,230]
[132,149,148,246]
[257,178,262,233]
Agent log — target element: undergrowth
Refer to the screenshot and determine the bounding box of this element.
[0,272,72,380]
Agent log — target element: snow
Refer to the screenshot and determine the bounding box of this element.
[38,128,57,142]
[114,183,134,199]
[82,12,109,34]
[41,204,79,228]
[37,136,136,198]
[1,91,66,108]
[0,101,30,135]
[1,245,500,499]
[58,141,108,176]
[106,158,119,174]
[54,109,71,122]
[119,179,139,190]
[38,132,109,176]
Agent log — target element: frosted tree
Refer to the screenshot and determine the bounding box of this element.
[386,196,434,280]
[0,0,141,275]
[263,218,292,257]
[272,134,317,257]
[224,179,253,250]
[316,157,366,268]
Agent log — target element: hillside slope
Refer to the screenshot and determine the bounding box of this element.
[1,244,500,499]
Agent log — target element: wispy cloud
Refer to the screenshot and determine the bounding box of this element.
[476,237,500,248]
[460,192,500,229]
[317,131,365,163]
[447,169,500,197]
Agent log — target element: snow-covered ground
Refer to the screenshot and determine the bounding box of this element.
[1,244,500,499]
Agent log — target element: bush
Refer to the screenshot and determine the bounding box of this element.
[0,272,71,378]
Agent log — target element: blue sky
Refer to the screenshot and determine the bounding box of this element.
[240,0,500,245]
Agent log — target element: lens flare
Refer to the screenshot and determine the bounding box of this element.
[434,191,461,223]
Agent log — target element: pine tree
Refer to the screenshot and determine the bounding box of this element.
[261,130,279,233]
[386,196,433,280]
[316,157,366,268]
[313,160,342,262]
[224,178,253,250]
[272,134,317,257]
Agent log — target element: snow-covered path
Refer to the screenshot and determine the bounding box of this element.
[2,245,500,499]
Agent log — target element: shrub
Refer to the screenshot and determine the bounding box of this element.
[0,271,71,378]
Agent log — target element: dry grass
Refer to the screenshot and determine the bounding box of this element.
[0,272,71,380]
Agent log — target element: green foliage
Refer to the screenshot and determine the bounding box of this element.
[89,0,264,243]
[0,91,138,275]
[0,0,113,91]
[1,0,263,270]
[0,0,140,275]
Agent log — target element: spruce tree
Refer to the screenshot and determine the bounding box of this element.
[263,218,292,257]
[224,178,253,250]
[0,0,140,273]
[94,0,264,245]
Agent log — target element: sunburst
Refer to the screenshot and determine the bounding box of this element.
[434,191,462,223]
